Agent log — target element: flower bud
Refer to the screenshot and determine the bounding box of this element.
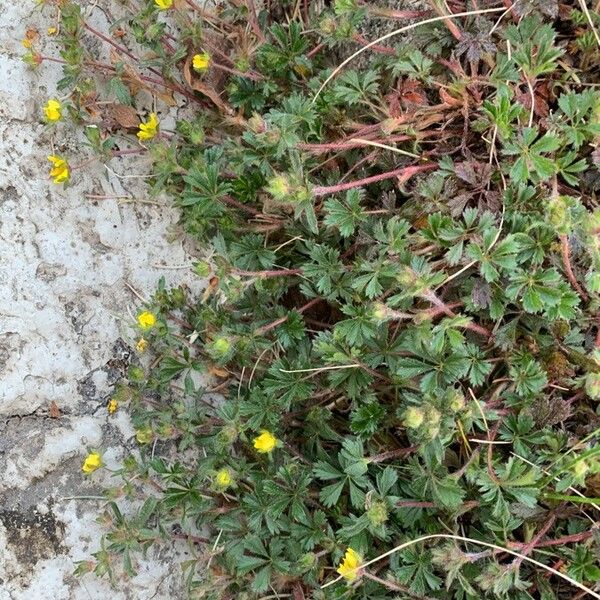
[403,407,424,429]
[129,366,145,382]
[319,17,336,35]
[298,552,317,572]
[211,336,232,357]
[193,261,211,277]
[585,372,600,400]
[586,271,600,294]
[572,460,589,479]
[449,390,465,412]
[218,424,239,446]
[367,501,388,526]
[266,174,291,200]
[248,113,266,134]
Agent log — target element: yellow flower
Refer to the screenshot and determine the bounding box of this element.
[107,399,118,414]
[336,548,362,581]
[137,112,159,142]
[215,468,232,488]
[136,427,153,444]
[22,37,32,49]
[192,52,211,72]
[253,430,277,453]
[136,337,149,352]
[47,155,69,184]
[82,452,102,474]
[47,27,57,35]
[44,99,62,122]
[154,0,173,8]
[137,311,156,329]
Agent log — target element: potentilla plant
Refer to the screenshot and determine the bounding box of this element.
[28,0,600,598]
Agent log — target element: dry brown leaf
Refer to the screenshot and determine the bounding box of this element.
[49,401,61,418]
[24,28,40,46]
[209,365,229,378]
[111,104,140,129]
[439,88,463,107]
[182,53,232,114]
[109,49,176,106]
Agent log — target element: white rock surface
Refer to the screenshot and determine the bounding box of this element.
[0,2,202,597]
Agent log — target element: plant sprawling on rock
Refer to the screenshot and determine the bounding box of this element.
[30,0,600,597]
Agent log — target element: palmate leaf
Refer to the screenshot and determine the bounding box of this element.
[260,359,315,408]
[332,70,380,105]
[323,188,366,237]
[350,400,386,437]
[335,304,379,345]
[413,467,465,510]
[509,356,548,398]
[506,268,563,313]
[181,164,231,209]
[313,438,369,508]
[301,243,348,299]
[352,259,399,300]
[478,457,541,507]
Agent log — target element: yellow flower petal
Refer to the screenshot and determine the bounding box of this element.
[154,0,173,8]
[82,452,102,474]
[192,52,211,72]
[137,311,156,329]
[253,430,277,453]
[136,337,149,352]
[47,154,69,184]
[44,99,62,122]
[336,548,362,581]
[137,112,159,141]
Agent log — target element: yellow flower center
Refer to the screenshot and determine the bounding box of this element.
[137,311,156,329]
[253,430,277,453]
[192,52,211,71]
[215,469,232,487]
[82,452,102,474]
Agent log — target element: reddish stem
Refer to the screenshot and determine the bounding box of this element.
[559,234,588,301]
[431,2,462,40]
[220,195,262,216]
[363,6,429,19]
[40,56,203,105]
[368,446,415,463]
[512,512,557,568]
[508,529,593,550]
[396,500,436,508]
[246,0,266,42]
[211,60,263,81]
[298,134,412,153]
[255,297,322,336]
[422,290,492,339]
[307,42,325,58]
[352,33,396,56]
[236,268,303,278]
[313,163,436,197]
